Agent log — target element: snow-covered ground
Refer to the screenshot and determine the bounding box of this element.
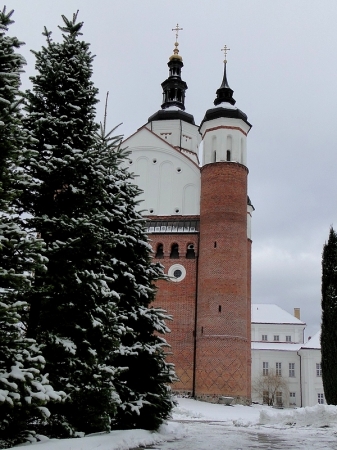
[8,398,337,449]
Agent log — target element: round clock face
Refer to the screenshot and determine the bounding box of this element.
[168,264,186,282]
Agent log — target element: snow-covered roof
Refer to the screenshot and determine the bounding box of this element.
[252,342,302,351]
[251,304,306,325]
[301,330,321,349]
[208,101,237,110]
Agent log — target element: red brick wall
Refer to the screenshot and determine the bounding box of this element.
[195,162,250,400]
[151,233,199,393]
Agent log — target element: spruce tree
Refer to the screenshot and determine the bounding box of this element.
[93,124,176,431]
[0,8,63,447]
[24,12,175,434]
[321,226,337,404]
[23,13,122,436]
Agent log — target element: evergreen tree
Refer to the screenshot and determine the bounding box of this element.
[0,8,63,447]
[321,226,337,404]
[24,12,175,434]
[94,124,177,431]
[23,13,123,436]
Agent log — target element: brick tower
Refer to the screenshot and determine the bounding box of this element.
[195,55,252,402]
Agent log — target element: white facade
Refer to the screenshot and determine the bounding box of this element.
[298,333,324,407]
[251,304,324,408]
[122,126,201,216]
[200,113,250,167]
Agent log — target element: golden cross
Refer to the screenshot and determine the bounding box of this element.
[172,23,183,43]
[221,44,230,62]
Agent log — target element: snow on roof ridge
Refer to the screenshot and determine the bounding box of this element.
[301,330,321,349]
[251,303,306,325]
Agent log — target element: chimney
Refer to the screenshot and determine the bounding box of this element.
[294,308,300,320]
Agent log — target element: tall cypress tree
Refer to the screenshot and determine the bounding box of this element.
[23,13,122,436]
[321,226,337,404]
[0,8,63,447]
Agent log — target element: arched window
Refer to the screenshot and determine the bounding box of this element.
[226,150,231,161]
[170,243,179,259]
[186,243,195,259]
[155,243,164,259]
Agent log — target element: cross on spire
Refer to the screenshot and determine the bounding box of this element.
[221,44,230,63]
[172,23,183,43]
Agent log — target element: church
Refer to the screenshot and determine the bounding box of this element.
[122,27,253,403]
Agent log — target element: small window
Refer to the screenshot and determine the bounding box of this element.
[289,363,295,377]
[289,392,296,406]
[316,363,322,377]
[218,305,222,313]
[286,335,292,342]
[226,150,231,161]
[274,335,279,342]
[276,391,283,407]
[262,334,268,341]
[170,243,179,259]
[173,269,182,278]
[318,393,324,404]
[276,362,282,376]
[155,243,164,259]
[263,362,269,376]
[186,243,195,259]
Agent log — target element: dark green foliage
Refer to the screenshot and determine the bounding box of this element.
[23,12,123,436]
[0,7,63,447]
[321,227,337,405]
[94,127,177,431]
[24,11,175,435]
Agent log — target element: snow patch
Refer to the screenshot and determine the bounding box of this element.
[259,404,337,428]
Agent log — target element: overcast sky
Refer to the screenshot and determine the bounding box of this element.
[8,0,337,338]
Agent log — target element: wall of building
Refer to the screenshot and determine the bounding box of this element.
[200,117,250,166]
[196,161,250,402]
[251,323,305,344]
[146,119,201,159]
[150,232,199,394]
[123,127,201,216]
[251,348,301,407]
[299,349,324,407]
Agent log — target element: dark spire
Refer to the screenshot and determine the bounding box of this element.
[161,54,187,110]
[214,61,236,106]
[160,24,187,110]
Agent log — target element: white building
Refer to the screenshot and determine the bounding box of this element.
[251,304,323,407]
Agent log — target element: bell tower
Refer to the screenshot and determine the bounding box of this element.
[195,47,253,402]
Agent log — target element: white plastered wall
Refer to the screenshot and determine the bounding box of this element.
[200,116,250,167]
[298,348,324,407]
[251,348,301,407]
[122,127,201,216]
[146,119,201,162]
[251,323,306,344]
